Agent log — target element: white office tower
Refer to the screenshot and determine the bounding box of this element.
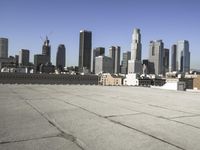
[128,28,142,74]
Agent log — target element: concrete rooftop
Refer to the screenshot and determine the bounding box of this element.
[0,84,200,150]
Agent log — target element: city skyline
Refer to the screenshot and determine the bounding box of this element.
[1,0,200,69]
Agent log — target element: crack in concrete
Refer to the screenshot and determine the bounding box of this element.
[24,100,86,150]
[169,114,200,119]
[18,89,192,150]
[60,100,185,150]
[0,135,58,145]
[169,119,200,130]
[148,104,196,115]
[105,113,144,118]
[108,119,186,150]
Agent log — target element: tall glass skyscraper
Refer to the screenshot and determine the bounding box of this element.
[177,40,190,73]
[0,38,8,58]
[56,44,66,71]
[121,51,131,74]
[78,30,92,72]
[148,40,164,75]
[109,46,121,74]
[171,44,177,72]
[163,48,169,75]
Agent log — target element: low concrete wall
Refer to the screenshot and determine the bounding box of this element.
[0,73,98,85]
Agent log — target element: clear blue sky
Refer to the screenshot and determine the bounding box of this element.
[1,0,200,69]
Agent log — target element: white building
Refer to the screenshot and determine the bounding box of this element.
[154,79,186,91]
[128,28,142,74]
[123,73,139,86]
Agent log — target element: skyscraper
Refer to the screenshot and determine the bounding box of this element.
[131,28,142,60]
[121,51,131,74]
[149,40,164,75]
[56,44,66,71]
[163,48,169,75]
[0,38,8,58]
[19,49,30,66]
[78,30,92,72]
[171,44,177,72]
[109,46,121,74]
[15,55,19,66]
[93,47,105,73]
[128,28,142,74]
[42,36,51,63]
[177,40,190,73]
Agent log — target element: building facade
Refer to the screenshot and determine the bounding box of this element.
[128,28,142,74]
[95,56,113,74]
[34,54,49,72]
[56,44,66,71]
[78,30,92,72]
[177,40,190,73]
[171,44,177,72]
[149,40,164,75]
[100,73,122,86]
[93,47,105,73]
[163,48,169,75]
[19,49,30,66]
[42,36,51,63]
[193,75,200,90]
[121,51,131,74]
[0,38,8,58]
[109,46,121,74]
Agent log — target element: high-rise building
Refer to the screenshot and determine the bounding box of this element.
[149,40,164,75]
[95,56,113,74]
[78,30,92,72]
[171,44,177,72]
[131,28,142,60]
[19,49,30,66]
[121,51,131,74]
[109,46,121,74]
[56,44,66,70]
[163,48,169,75]
[142,59,149,74]
[128,28,142,74]
[34,54,49,72]
[177,40,190,73]
[42,36,51,63]
[0,38,8,58]
[15,55,19,66]
[93,47,105,73]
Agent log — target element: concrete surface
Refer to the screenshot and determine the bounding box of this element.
[0,84,200,150]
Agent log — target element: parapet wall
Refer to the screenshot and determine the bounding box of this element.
[0,73,98,85]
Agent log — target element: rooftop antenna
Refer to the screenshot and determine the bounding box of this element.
[40,36,44,42]
[40,31,53,43]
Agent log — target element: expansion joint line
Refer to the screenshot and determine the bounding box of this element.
[60,100,186,150]
[24,100,85,150]
[0,135,58,145]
